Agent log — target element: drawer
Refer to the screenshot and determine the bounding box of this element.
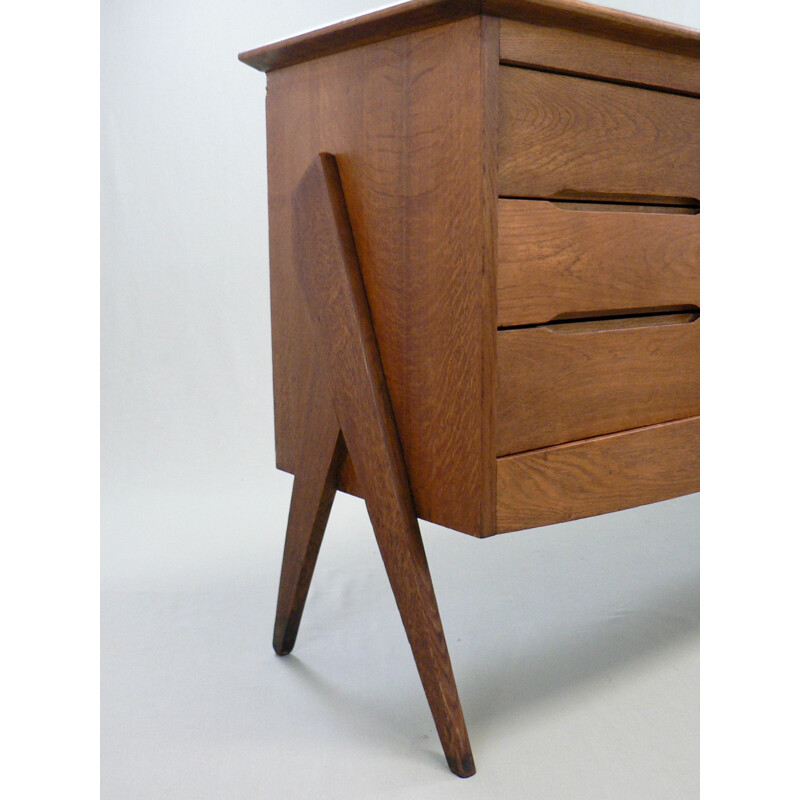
[499,19,700,95]
[496,314,699,455]
[498,67,699,203]
[496,417,700,532]
[497,199,699,327]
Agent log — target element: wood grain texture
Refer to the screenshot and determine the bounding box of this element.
[499,18,699,94]
[266,18,491,536]
[239,0,698,73]
[497,199,700,326]
[293,154,474,777]
[481,0,699,55]
[496,416,699,533]
[498,66,699,203]
[496,316,699,454]
[241,1,478,72]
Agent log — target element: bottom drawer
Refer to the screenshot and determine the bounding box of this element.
[496,416,699,533]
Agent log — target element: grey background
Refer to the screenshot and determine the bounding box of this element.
[101,1,700,797]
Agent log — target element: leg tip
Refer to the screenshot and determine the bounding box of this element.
[273,641,294,656]
[273,617,297,656]
[446,753,476,778]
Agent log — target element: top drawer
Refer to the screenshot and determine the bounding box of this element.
[498,67,699,204]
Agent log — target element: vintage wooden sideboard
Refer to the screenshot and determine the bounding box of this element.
[240,0,699,777]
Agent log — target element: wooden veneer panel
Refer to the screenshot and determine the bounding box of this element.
[266,18,494,535]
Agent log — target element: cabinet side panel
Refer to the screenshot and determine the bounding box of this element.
[266,18,487,535]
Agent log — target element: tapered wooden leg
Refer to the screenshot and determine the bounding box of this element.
[291,153,475,777]
[363,477,476,778]
[273,370,345,656]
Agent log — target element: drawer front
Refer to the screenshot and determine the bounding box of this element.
[496,417,700,533]
[498,199,699,327]
[496,316,699,455]
[499,19,700,96]
[498,67,699,203]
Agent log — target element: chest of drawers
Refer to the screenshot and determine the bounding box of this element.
[241,0,699,776]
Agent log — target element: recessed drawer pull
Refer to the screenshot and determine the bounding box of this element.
[547,199,699,215]
[542,310,699,334]
[499,308,700,333]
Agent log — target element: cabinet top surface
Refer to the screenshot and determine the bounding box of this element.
[239,0,699,73]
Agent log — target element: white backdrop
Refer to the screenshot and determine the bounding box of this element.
[101,1,700,797]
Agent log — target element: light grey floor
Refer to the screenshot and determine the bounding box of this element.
[101,491,698,799]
